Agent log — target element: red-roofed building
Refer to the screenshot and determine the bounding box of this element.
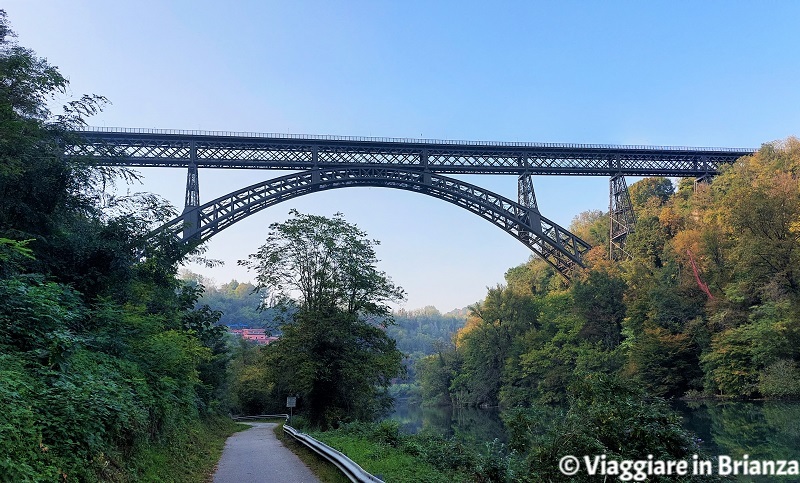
[230,328,278,345]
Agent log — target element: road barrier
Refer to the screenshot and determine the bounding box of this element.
[283,424,384,483]
[231,414,289,421]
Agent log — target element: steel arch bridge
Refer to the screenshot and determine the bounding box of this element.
[156,167,591,275]
[68,128,754,279]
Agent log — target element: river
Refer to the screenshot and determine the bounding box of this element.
[389,398,800,481]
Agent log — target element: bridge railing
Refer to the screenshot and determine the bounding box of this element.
[80,126,755,153]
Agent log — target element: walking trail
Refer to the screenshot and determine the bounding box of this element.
[213,422,320,483]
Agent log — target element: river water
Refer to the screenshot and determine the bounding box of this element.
[389,398,800,481]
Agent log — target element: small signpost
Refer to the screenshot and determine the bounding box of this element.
[286,396,297,424]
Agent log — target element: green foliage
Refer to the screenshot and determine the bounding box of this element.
[504,375,723,482]
[182,272,271,328]
[451,282,539,407]
[385,306,466,401]
[227,339,273,415]
[241,211,405,428]
[570,209,609,247]
[124,416,245,483]
[240,209,404,319]
[415,141,800,478]
[263,308,403,428]
[0,274,231,480]
[627,322,703,397]
[702,300,800,397]
[417,348,463,406]
[310,421,495,483]
[629,177,675,213]
[759,359,800,398]
[389,306,465,360]
[572,269,626,349]
[0,10,234,480]
[0,353,63,482]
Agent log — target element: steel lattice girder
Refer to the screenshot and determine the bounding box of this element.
[153,167,592,278]
[609,175,637,260]
[70,129,753,177]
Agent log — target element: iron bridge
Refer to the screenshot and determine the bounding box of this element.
[69,127,754,279]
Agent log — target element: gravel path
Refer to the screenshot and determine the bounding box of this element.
[213,422,320,483]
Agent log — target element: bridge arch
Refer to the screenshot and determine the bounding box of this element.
[154,167,592,278]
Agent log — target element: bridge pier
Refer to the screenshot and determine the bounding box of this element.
[517,173,541,244]
[609,174,636,260]
[182,142,201,241]
[517,172,538,210]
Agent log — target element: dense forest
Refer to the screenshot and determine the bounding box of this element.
[0,12,235,480]
[418,138,800,408]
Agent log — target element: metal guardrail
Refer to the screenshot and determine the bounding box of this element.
[231,414,289,421]
[283,424,384,483]
[231,414,383,482]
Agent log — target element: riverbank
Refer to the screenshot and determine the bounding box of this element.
[308,421,488,483]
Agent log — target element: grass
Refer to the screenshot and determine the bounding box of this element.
[309,431,464,483]
[120,415,248,482]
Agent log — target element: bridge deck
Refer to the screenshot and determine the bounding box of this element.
[70,127,753,177]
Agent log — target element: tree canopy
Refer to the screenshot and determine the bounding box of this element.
[0,10,233,480]
[239,210,405,428]
[241,209,404,321]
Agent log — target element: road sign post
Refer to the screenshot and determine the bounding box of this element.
[286,396,297,424]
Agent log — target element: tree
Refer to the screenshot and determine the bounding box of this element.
[0,11,235,479]
[572,269,626,350]
[241,210,404,319]
[629,177,675,212]
[241,211,405,428]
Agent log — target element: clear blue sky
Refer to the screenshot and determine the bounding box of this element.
[5,1,799,311]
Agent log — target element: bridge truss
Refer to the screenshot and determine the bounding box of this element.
[69,128,753,278]
[165,167,591,276]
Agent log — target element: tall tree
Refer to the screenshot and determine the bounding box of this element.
[242,209,404,318]
[241,211,405,427]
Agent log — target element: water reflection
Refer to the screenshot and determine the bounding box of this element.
[390,399,507,446]
[390,398,800,481]
[676,400,800,460]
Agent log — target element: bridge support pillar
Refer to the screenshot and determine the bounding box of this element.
[518,173,541,243]
[420,150,432,186]
[311,147,321,184]
[610,174,636,260]
[517,173,538,210]
[182,206,201,241]
[182,142,201,241]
